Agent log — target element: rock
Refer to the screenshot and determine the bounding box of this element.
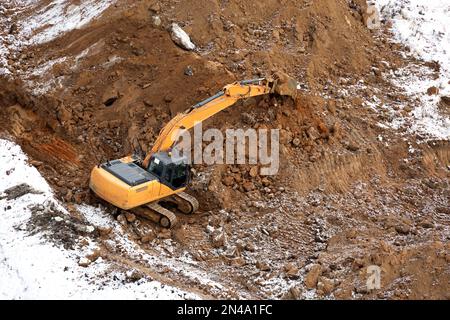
[256,260,271,271]
[117,214,127,226]
[98,226,112,236]
[245,242,256,252]
[103,94,118,107]
[211,229,227,248]
[184,65,194,76]
[164,94,174,103]
[8,23,17,34]
[261,177,271,187]
[372,67,382,77]
[395,223,411,235]
[78,257,91,267]
[169,23,195,51]
[242,181,255,192]
[149,2,161,13]
[29,160,43,167]
[85,225,95,233]
[141,232,156,243]
[283,286,302,300]
[86,249,101,262]
[1,183,42,200]
[306,126,320,141]
[346,228,358,239]
[280,129,293,144]
[222,176,234,187]
[233,173,242,183]
[419,220,434,229]
[126,270,144,282]
[346,143,360,152]
[229,257,245,267]
[272,29,280,41]
[427,86,439,95]
[440,96,450,107]
[152,15,162,27]
[304,264,322,289]
[318,277,335,295]
[273,71,298,98]
[292,137,301,147]
[158,229,172,239]
[125,212,136,223]
[249,166,259,178]
[354,284,369,294]
[436,206,450,215]
[241,112,256,125]
[284,263,299,279]
[334,286,353,299]
[58,107,72,122]
[205,225,215,234]
[132,48,145,56]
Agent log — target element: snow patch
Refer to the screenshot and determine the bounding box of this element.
[0,139,197,299]
[21,0,116,45]
[374,0,450,140]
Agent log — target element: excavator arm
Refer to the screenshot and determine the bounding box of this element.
[90,75,297,228]
[143,78,277,167]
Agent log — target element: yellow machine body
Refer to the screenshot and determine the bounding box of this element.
[89,156,185,210]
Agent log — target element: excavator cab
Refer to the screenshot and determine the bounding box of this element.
[147,152,190,190]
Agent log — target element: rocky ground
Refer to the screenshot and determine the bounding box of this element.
[0,0,449,299]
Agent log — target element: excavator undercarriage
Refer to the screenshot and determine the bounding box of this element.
[132,192,199,228]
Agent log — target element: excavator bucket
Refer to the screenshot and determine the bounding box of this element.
[271,72,299,99]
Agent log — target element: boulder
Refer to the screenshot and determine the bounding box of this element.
[304,264,322,289]
[169,23,195,50]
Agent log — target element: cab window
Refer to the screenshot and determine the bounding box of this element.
[148,157,164,177]
[171,163,188,188]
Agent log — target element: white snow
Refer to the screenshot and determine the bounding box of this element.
[373,0,450,140]
[21,0,116,45]
[376,0,449,71]
[0,0,115,78]
[76,202,238,298]
[0,139,197,299]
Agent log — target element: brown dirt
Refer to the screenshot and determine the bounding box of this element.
[0,0,449,299]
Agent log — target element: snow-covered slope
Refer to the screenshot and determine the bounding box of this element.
[21,0,116,45]
[374,0,450,140]
[0,0,116,75]
[0,139,197,299]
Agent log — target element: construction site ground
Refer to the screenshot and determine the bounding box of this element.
[0,0,449,299]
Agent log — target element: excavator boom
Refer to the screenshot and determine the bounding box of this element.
[143,78,277,167]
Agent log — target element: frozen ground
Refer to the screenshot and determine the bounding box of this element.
[0,139,197,299]
[373,0,450,140]
[0,0,116,76]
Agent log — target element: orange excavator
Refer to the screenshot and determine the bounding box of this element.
[89,76,297,228]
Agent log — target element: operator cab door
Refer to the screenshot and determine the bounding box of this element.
[147,154,189,192]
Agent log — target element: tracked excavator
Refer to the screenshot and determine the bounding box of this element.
[89,76,297,228]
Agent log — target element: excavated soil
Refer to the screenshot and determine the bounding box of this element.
[0,0,449,299]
